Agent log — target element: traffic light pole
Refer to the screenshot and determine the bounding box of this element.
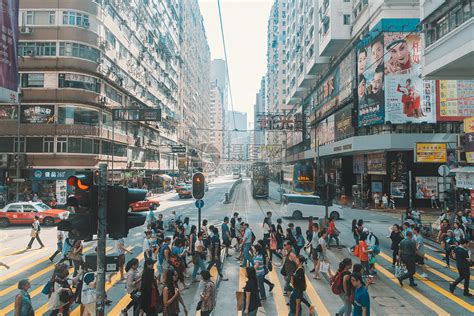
[96,163,107,316]
[198,207,202,231]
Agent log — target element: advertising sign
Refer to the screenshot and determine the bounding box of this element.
[357,34,385,127]
[415,177,438,199]
[466,132,474,164]
[20,105,55,124]
[0,0,19,103]
[315,114,335,145]
[415,143,447,163]
[367,152,386,175]
[383,33,436,124]
[178,153,187,171]
[438,80,474,120]
[0,104,17,120]
[455,172,474,190]
[55,180,67,205]
[334,106,354,141]
[112,108,162,121]
[390,182,405,198]
[464,117,474,133]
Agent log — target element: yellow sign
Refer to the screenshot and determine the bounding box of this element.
[464,117,474,133]
[416,143,447,163]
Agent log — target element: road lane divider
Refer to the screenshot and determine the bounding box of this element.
[378,252,473,313]
[374,259,449,315]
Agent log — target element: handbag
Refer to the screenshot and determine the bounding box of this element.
[67,251,82,262]
[394,261,407,278]
[320,261,330,274]
[235,291,244,311]
[196,300,202,311]
[30,229,37,238]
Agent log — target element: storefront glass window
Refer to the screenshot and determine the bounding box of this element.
[26,137,44,152]
[58,106,99,126]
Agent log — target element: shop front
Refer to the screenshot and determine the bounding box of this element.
[28,169,75,206]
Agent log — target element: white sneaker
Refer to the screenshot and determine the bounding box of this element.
[420,273,428,278]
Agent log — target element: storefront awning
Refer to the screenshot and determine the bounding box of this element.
[451,166,474,174]
[158,174,172,181]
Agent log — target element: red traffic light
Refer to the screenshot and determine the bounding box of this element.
[67,171,94,190]
[192,172,205,199]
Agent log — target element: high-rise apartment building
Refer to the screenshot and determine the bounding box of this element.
[178,0,211,153]
[210,59,228,110]
[0,0,210,203]
[254,76,266,159]
[209,82,224,159]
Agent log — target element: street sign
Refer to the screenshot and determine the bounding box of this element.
[112,108,161,121]
[12,178,25,183]
[172,146,186,153]
[438,165,450,177]
[195,199,204,208]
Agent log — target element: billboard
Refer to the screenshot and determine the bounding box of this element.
[415,177,438,199]
[334,106,354,141]
[415,143,447,163]
[0,104,17,120]
[437,80,474,121]
[367,152,386,175]
[20,105,55,124]
[383,33,436,124]
[357,34,385,127]
[0,0,19,103]
[315,114,335,146]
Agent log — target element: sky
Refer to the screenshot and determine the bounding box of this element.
[200,0,273,125]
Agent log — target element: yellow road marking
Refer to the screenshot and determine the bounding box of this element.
[379,252,473,313]
[424,264,474,292]
[0,247,93,297]
[304,275,330,316]
[374,260,449,315]
[69,250,142,316]
[267,265,289,316]
[237,267,246,316]
[424,253,474,280]
[0,246,11,255]
[2,247,51,266]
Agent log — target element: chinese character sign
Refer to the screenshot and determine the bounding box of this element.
[438,80,474,120]
[0,0,19,103]
[415,143,447,163]
[384,33,436,124]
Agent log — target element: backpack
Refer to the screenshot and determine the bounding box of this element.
[41,280,51,295]
[353,244,360,257]
[251,232,256,244]
[330,271,344,295]
[158,243,169,264]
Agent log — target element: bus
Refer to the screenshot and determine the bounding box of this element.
[251,162,269,198]
[281,163,314,195]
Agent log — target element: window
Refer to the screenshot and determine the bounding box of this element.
[21,73,44,88]
[0,137,14,152]
[59,42,100,62]
[58,106,99,126]
[49,11,55,24]
[18,42,57,57]
[105,29,116,49]
[68,138,82,153]
[26,11,35,25]
[343,14,350,25]
[57,137,67,153]
[63,11,89,27]
[67,138,99,154]
[23,205,37,212]
[14,137,26,153]
[105,85,123,104]
[44,137,54,153]
[26,137,44,152]
[58,73,100,93]
[6,205,22,212]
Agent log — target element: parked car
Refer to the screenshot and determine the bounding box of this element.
[178,185,192,199]
[0,202,69,227]
[281,194,344,220]
[174,183,186,192]
[129,198,160,212]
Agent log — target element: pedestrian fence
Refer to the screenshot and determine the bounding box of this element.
[224,178,242,204]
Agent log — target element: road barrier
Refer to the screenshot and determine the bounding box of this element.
[224,178,242,204]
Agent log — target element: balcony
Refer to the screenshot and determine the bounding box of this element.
[422,2,474,79]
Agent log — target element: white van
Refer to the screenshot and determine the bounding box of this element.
[282,194,344,220]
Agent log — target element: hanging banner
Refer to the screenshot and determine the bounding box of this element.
[437,80,474,121]
[55,180,67,205]
[0,0,20,103]
[357,34,385,127]
[415,143,447,163]
[367,152,386,175]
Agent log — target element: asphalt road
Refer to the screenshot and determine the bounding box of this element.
[0,176,472,315]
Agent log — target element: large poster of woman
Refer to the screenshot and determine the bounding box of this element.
[384,33,436,124]
[357,35,385,127]
[0,0,19,102]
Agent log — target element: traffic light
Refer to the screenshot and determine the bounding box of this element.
[58,171,97,240]
[192,172,205,199]
[5,175,12,185]
[107,186,147,239]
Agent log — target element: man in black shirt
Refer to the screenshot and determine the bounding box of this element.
[290,255,307,316]
[449,239,472,296]
[230,212,238,239]
[397,231,417,287]
[207,227,228,281]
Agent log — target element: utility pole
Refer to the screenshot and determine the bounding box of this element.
[96,163,107,316]
[408,170,413,209]
[15,98,21,202]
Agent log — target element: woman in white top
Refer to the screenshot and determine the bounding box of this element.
[121,258,142,316]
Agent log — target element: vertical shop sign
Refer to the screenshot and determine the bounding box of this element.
[0,0,20,103]
[55,180,67,205]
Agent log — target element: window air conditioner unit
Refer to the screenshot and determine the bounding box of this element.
[20,27,32,35]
